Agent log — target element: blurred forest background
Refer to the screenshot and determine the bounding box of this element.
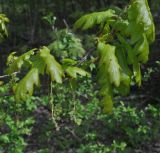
[0,0,160,73]
[0,0,160,153]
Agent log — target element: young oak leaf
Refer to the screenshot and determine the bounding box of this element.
[97,42,120,113]
[61,58,77,66]
[101,95,113,114]
[14,46,64,101]
[15,68,39,102]
[127,0,155,44]
[134,34,149,63]
[115,47,132,95]
[6,49,36,74]
[98,42,120,87]
[65,66,90,78]
[74,9,116,30]
[39,46,64,83]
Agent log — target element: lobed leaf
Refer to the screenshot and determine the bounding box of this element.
[39,46,64,83]
[65,66,90,78]
[98,42,120,87]
[134,34,149,63]
[127,0,155,44]
[115,47,132,95]
[15,68,39,102]
[97,42,121,113]
[6,49,36,74]
[117,34,142,86]
[13,46,64,101]
[74,9,116,30]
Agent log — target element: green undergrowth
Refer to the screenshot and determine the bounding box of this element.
[0,78,159,153]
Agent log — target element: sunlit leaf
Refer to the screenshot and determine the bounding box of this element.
[74,9,116,30]
[98,42,120,87]
[134,34,149,63]
[15,68,39,101]
[65,66,90,78]
[102,95,113,114]
[39,46,64,83]
[6,49,36,74]
[128,0,155,44]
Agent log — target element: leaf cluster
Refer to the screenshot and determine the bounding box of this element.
[74,0,155,113]
[6,47,89,101]
[48,29,85,59]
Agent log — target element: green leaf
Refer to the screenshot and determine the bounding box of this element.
[111,19,129,35]
[0,14,9,23]
[39,46,64,83]
[116,73,131,95]
[0,134,10,143]
[13,46,64,101]
[15,68,39,102]
[61,58,89,79]
[101,95,113,114]
[61,58,77,66]
[49,40,66,51]
[97,51,112,97]
[128,0,155,44]
[98,82,112,97]
[133,61,141,86]
[116,31,143,87]
[65,66,90,78]
[127,22,144,43]
[134,34,149,63]
[97,42,121,113]
[32,55,46,75]
[74,9,116,30]
[98,42,120,87]
[0,14,9,42]
[115,47,131,95]
[6,52,17,66]
[6,49,36,74]
[48,29,85,59]
[116,34,134,65]
[115,46,132,76]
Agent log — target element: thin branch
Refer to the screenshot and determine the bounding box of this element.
[63,19,70,29]
[77,48,96,66]
[0,72,19,79]
[114,94,160,103]
[65,127,82,142]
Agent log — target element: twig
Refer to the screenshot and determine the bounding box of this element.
[65,127,82,142]
[77,48,96,66]
[63,19,70,29]
[114,94,160,103]
[0,72,19,79]
[49,81,60,131]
